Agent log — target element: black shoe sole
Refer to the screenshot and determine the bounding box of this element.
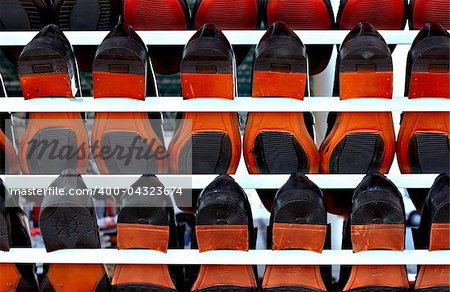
[56,0,112,30]
[0,0,46,30]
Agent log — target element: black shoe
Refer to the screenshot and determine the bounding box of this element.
[191,174,258,291]
[112,175,182,291]
[168,24,241,174]
[39,169,110,291]
[320,23,396,174]
[0,180,39,291]
[262,173,328,291]
[17,24,90,175]
[0,0,49,30]
[413,173,450,291]
[265,0,334,75]
[339,173,409,291]
[91,23,167,175]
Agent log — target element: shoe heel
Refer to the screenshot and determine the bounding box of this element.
[192,194,257,291]
[340,71,393,100]
[0,264,23,291]
[344,191,409,291]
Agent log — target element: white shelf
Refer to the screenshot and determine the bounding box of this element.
[0,30,421,46]
[0,174,440,189]
[0,249,448,265]
[2,97,449,112]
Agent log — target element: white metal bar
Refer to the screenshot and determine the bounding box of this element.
[1,97,449,112]
[0,249,448,265]
[0,30,422,46]
[0,174,440,189]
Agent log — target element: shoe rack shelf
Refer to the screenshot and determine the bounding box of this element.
[1,29,448,267]
[1,96,448,112]
[0,174,441,189]
[1,248,449,265]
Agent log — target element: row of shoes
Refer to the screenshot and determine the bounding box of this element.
[1,170,449,291]
[1,0,449,74]
[1,21,449,179]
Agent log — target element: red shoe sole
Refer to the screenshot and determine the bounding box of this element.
[338,0,406,29]
[45,264,108,292]
[0,129,20,174]
[193,0,259,29]
[411,0,450,29]
[0,264,22,291]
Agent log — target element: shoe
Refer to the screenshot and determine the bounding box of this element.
[0,180,39,291]
[192,0,261,66]
[244,22,319,175]
[0,0,49,30]
[409,0,450,30]
[17,24,89,175]
[39,169,111,291]
[191,174,258,291]
[123,0,190,74]
[337,0,407,30]
[112,175,182,291]
[319,23,396,174]
[413,173,450,290]
[168,24,241,174]
[0,74,20,175]
[339,173,409,291]
[262,173,328,291]
[91,23,167,174]
[397,23,450,175]
[265,0,334,75]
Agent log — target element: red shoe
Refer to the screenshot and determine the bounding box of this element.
[337,0,407,29]
[17,25,89,175]
[123,0,190,74]
[168,24,241,174]
[397,23,450,175]
[410,0,450,30]
[319,23,396,174]
[265,0,334,75]
[244,22,319,174]
[91,23,167,174]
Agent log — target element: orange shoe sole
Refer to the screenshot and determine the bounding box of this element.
[112,223,176,291]
[0,129,20,174]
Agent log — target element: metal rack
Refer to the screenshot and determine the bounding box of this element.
[0,29,448,266]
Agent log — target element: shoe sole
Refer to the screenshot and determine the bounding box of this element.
[344,190,409,291]
[398,34,450,174]
[410,0,450,29]
[39,202,109,291]
[112,207,176,291]
[320,37,395,174]
[169,44,241,174]
[18,38,89,175]
[415,199,450,290]
[56,0,112,30]
[244,36,319,174]
[262,192,328,290]
[92,37,167,174]
[0,130,20,174]
[265,0,334,75]
[338,0,406,29]
[0,0,44,30]
[192,192,257,291]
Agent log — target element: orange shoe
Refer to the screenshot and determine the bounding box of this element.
[17,24,89,175]
[397,23,450,175]
[91,23,167,174]
[244,22,319,175]
[319,23,396,174]
[168,24,241,174]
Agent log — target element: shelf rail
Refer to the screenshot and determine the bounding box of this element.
[0,249,448,265]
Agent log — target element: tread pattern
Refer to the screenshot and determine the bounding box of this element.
[191,132,231,174]
[409,133,450,173]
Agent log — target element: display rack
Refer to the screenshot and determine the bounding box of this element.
[0,29,448,266]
